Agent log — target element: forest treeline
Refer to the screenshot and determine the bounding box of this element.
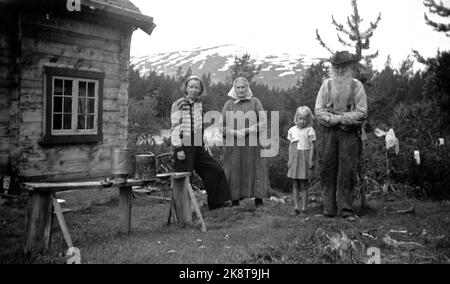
[127,0,450,199]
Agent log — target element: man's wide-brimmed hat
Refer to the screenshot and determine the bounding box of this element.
[329,51,356,66]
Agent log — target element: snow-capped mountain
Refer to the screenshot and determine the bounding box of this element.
[131,44,318,89]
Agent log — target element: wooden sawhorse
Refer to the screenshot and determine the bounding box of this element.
[22,179,156,254]
[157,172,206,232]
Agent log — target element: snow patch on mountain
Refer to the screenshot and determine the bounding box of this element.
[131,44,318,89]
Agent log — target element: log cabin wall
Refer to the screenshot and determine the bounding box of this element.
[0,13,17,176]
[14,8,134,182]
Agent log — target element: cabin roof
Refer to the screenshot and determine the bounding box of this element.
[0,0,156,35]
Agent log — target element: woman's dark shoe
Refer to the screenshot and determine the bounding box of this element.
[232,200,240,207]
[222,200,233,208]
[255,198,263,207]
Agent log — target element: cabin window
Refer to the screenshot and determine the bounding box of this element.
[43,67,104,144]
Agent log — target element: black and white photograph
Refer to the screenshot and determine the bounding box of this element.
[0,0,449,267]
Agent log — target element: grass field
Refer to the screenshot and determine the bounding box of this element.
[1,188,449,264]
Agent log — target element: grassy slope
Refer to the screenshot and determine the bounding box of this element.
[1,191,449,264]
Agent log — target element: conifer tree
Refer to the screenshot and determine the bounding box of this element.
[227,53,261,84]
[315,0,381,65]
[424,0,450,36]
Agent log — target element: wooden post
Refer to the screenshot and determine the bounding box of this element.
[25,191,53,253]
[52,197,73,248]
[171,176,192,227]
[119,186,132,234]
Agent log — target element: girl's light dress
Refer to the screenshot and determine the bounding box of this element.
[287,126,316,180]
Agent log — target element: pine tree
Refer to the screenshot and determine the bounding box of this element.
[227,53,261,84]
[424,0,450,36]
[181,67,193,83]
[294,62,329,112]
[316,0,381,65]
[175,66,184,83]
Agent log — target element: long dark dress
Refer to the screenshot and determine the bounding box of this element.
[171,98,231,209]
[221,97,271,201]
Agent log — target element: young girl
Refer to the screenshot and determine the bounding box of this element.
[287,106,316,215]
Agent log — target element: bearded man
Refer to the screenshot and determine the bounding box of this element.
[314,51,368,222]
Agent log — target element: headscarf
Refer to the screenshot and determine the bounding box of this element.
[227,77,254,103]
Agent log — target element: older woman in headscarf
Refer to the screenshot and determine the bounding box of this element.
[171,76,232,210]
[220,77,271,207]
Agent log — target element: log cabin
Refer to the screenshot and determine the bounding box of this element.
[0,0,155,190]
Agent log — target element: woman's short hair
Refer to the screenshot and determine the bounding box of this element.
[293,106,315,126]
[183,76,204,95]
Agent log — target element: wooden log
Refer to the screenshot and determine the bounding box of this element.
[21,38,120,65]
[22,13,122,42]
[25,191,53,253]
[119,186,132,234]
[52,197,73,249]
[171,176,192,227]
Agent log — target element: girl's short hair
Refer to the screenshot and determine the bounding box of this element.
[183,76,205,96]
[293,106,315,126]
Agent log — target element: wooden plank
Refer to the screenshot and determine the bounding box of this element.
[158,172,192,180]
[52,197,74,248]
[20,75,123,94]
[21,108,42,123]
[171,176,192,227]
[24,191,53,253]
[20,124,42,137]
[119,186,132,234]
[0,108,9,121]
[18,158,112,178]
[23,179,159,193]
[0,126,8,137]
[187,183,207,233]
[19,169,112,183]
[21,22,121,53]
[20,59,120,81]
[21,38,120,65]
[23,13,122,42]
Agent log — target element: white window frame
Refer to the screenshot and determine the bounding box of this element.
[51,76,99,136]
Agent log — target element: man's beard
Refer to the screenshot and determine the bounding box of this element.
[331,69,353,84]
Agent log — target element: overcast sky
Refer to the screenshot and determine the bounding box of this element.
[130,0,450,69]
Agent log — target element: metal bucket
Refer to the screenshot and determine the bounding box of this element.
[111,148,135,183]
[135,154,156,180]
